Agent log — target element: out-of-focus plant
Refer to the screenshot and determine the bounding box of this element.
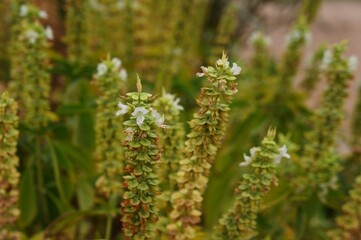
[153,90,185,236]
[293,43,355,201]
[215,128,290,240]
[328,175,361,240]
[168,53,241,239]
[301,44,327,92]
[8,3,54,129]
[0,92,20,240]
[93,57,127,239]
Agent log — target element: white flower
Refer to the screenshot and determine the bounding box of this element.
[216,58,230,68]
[321,50,332,70]
[39,10,48,19]
[348,55,358,72]
[115,102,129,116]
[240,147,258,167]
[240,154,252,166]
[196,66,208,77]
[119,69,127,81]
[112,58,122,69]
[124,127,135,141]
[274,145,290,164]
[132,107,149,126]
[97,63,108,76]
[172,97,184,111]
[196,72,205,77]
[19,5,28,17]
[45,26,54,40]
[116,0,125,9]
[230,63,241,75]
[151,109,168,128]
[25,30,39,44]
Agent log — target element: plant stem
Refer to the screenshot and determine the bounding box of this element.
[35,136,50,224]
[105,213,113,240]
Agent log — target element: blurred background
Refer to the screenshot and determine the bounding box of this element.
[1,0,361,239]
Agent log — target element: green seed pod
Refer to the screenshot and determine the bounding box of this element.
[167,53,241,239]
[328,175,361,240]
[153,91,185,235]
[94,57,128,198]
[0,92,21,239]
[214,129,290,240]
[8,3,54,129]
[119,78,165,240]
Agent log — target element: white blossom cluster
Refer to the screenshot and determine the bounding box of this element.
[196,57,241,77]
[19,5,54,44]
[96,57,128,81]
[248,31,272,46]
[285,28,311,45]
[116,104,168,129]
[321,49,358,73]
[240,145,290,167]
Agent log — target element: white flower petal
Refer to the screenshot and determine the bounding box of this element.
[39,10,48,19]
[112,58,122,69]
[20,5,28,17]
[119,69,127,81]
[230,63,241,75]
[348,56,358,72]
[45,26,54,40]
[136,115,145,126]
[97,63,108,76]
[196,72,205,77]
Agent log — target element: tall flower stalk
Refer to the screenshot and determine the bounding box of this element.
[93,57,127,239]
[215,129,290,240]
[294,43,355,200]
[153,91,185,235]
[0,92,20,240]
[119,78,166,239]
[328,175,361,240]
[94,57,128,199]
[168,53,241,239]
[65,0,90,64]
[9,3,54,129]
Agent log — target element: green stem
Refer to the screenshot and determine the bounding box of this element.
[105,213,113,240]
[35,136,50,224]
[48,140,68,208]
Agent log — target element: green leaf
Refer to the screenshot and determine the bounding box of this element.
[19,167,37,228]
[76,179,94,210]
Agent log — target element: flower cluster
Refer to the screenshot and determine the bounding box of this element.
[0,92,21,239]
[94,57,128,198]
[119,78,165,239]
[153,91,185,235]
[294,43,355,200]
[9,4,54,129]
[215,129,290,240]
[328,175,361,240]
[168,53,240,239]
